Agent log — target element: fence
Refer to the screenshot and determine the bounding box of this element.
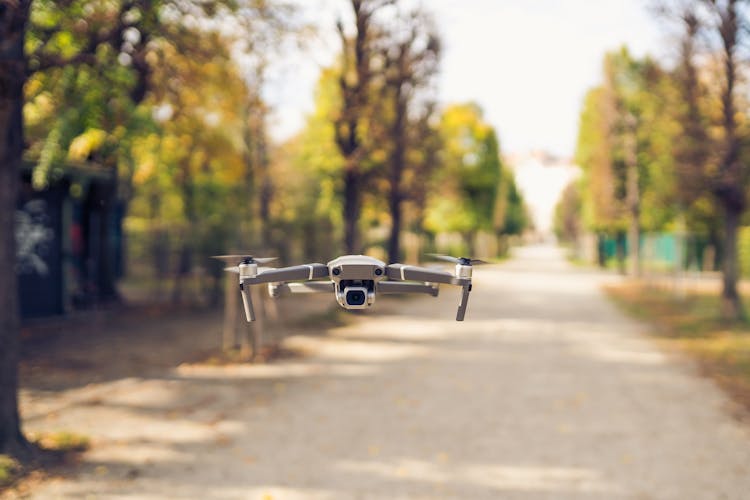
[590,232,722,275]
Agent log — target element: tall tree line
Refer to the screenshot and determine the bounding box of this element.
[567,0,750,320]
[0,0,298,459]
[328,0,526,261]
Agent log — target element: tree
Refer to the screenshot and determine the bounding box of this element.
[2,0,153,456]
[333,0,393,254]
[138,29,251,302]
[0,0,33,459]
[380,8,440,263]
[656,0,750,318]
[657,1,713,208]
[576,85,622,237]
[554,181,583,243]
[426,103,504,255]
[404,101,442,256]
[665,3,721,258]
[267,66,345,262]
[703,0,748,320]
[0,0,297,459]
[499,168,529,239]
[576,48,676,273]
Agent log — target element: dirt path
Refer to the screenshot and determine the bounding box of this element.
[10,245,750,499]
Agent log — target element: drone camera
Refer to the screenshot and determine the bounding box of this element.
[344,287,368,307]
[336,279,375,310]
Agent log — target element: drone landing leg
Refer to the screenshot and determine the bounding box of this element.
[456,284,472,321]
[240,284,256,322]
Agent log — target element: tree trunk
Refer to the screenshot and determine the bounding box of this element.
[223,273,239,350]
[387,191,402,263]
[463,230,477,257]
[172,167,195,304]
[387,91,406,264]
[0,0,33,458]
[343,166,362,254]
[625,115,640,277]
[721,207,744,320]
[712,0,745,322]
[616,231,626,275]
[260,175,272,247]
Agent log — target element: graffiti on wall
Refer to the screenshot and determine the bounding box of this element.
[16,199,54,276]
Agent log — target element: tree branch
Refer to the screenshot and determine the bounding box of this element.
[28,0,137,74]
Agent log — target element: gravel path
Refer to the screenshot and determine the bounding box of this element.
[12,245,750,499]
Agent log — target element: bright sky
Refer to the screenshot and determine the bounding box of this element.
[265,0,666,158]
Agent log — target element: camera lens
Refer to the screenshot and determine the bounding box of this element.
[345,289,366,306]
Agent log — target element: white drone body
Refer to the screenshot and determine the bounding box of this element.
[218,254,479,322]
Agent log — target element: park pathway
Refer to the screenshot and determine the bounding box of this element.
[15,245,750,499]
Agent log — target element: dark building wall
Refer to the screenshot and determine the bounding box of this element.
[16,179,65,318]
[17,166,121,319]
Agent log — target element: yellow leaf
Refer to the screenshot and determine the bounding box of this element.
[68,129,107,161]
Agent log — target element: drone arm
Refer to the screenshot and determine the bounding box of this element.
[270,281,335,296]
[387,264,472,321]
[386,264,469,286]
[378,281,439,296]
[243,263,329,285]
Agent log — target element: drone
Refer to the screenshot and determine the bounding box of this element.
[212,254,485,322]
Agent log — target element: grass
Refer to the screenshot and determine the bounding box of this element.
[605,282,750,417]
[0,455,20,488]
[0,432,89,492]
[30,431,90,454]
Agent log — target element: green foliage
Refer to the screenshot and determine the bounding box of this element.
[422,102,528,252]
[26,1,151,187]
[576,85,620,232]
[500,168,527,236]
[0,455,20,487]
[426,103,501,235]
[22,0,525,277]
[271,66,346,260]
[575,47,683,236]
[24,0,304,288]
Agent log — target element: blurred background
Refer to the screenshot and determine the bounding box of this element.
[13,0,747,323]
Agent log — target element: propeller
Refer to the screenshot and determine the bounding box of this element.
[211,254,277,265]
[427,254,488,266]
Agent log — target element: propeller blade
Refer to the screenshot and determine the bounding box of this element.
[427,254,488,266]
[212,254,251,261]
[211,255,277,264]
[254,257,279,264]
[426,253,461,264]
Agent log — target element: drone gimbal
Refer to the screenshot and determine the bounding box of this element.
[215,254,482,322]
